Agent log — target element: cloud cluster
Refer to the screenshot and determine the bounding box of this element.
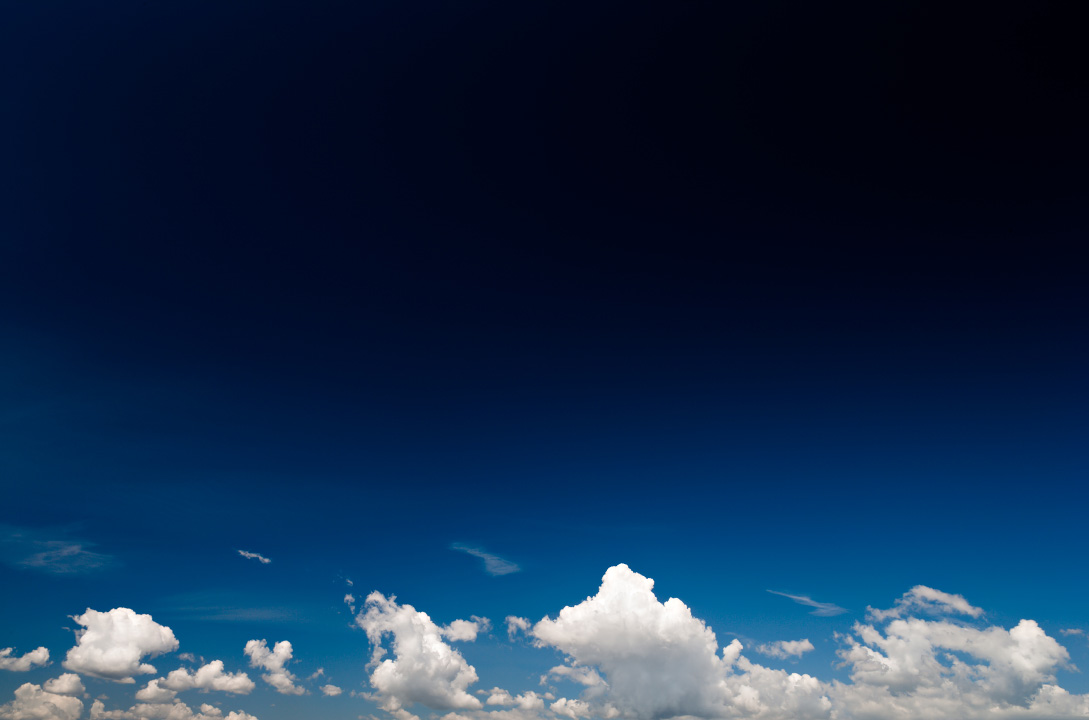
[0,647,49,672]
[63,608,179,682]
[89,699,259,720]
[355,591,483,716]
[243,640,303,695]
[0,682,83,720]
[754,639,815,660]
[156,660,254,696]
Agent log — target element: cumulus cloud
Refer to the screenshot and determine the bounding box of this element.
[41,675,84,696]
[354,591,483,713]
[159,660,255,695]
[867,585,983,622]
[0,682,83,720]
[543,666,604,688]
[135,679,177,703]
[236,551,270,565]
[0,647,49,672]
[89,698,259,720]
[504,617,530,639]
[766,591,848,617]
[320,685,342,696]
[442,617,490,643]
[243,640,303,695]
[754,640,815,660]
[63,608,179,682]
[450,545,520,576]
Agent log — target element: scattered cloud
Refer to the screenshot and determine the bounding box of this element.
[1060,629,1085,636]
[767,590,848,617]
[754,639,814,660]
[63,608,179,682]
[321,685,342,697]
[42,674,85,697]
[450,545,519,576]
[89,698,259,719]
[443,617,491,643]
[237,550,270,565]
[866,585,983,622]
[158,660,255,695]
[505,617,530,639]
[243,640,304,695]
[0,647,49,672]
[354,591,483,713]
[0,682,83,720]
[0,524,114,574]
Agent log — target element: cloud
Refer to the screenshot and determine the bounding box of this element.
[236,551,270,565]
[0,682,83,720]
[354,591,483,713]
[543,666,604,688]
[754,640,814,660]
[531,564,832,720]
[243,640,304,695]
[767,591,848,617]
[158,660,255,695]
[442,617,491,643]
[0,647,49,672]
[450,545,520,576]
[321,685,342,696]
[63,608,179,682]
[135,679,178,703]
[866,585,983,622]
[41,674,84,696]
[1060,628,1085,636]
[89,698,259,720]
[504,617,530,639]
[0,525,113,575]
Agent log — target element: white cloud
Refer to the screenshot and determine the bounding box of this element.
[754,639,815,660]
[0,682,83,720]
[321,685,342,696]
[504,617,530,639]
[135,679,177,703]
[0,648,49,672]
[41,675,83,697]
[442,618,490,643]
[867,584,983,622]
[549,697,591,719]
[354,591,483,713]
[89,698,259,720]
[159,660,255,695]
[63,608,179,682]
[243,640,303,695]
[450,545,520,576]
[767,591,848,617]
[236,551,270,565]
[543,666,604,687]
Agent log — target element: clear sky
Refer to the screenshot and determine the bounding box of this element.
[2,3,1088,720]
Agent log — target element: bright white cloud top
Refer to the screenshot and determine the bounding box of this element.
[0,647,49,672]
[243,640,304,696]
[62,608,179,682]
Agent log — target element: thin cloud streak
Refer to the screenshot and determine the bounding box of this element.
[767,590,848,616]
[238,550,271,564]
[450,543,520,576]
[0,524,114,574]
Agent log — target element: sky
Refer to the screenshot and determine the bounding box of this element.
[1,2,1088,719]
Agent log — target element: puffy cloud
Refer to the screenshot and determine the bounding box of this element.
[867,585,983,622]
[754,639,815,660]
[242,640,303,695]
[542,666,604,688]
[354,591,483,713]
[0,682,83,720]
[320,685,342,696]
[442,618,490,643]
[159,660,254,695]
[135,680,177,703]
[89,699,259,720]
[0,648,49,672]
[450,545,519,576]
[505,618,530,639]
[549,698,591,719]
[40,675,83,697]
[63,608,179,682]
[236,551,269,565]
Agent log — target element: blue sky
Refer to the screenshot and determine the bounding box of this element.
[2,2,1088,720]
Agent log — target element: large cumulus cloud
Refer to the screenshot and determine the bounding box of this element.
[63,608,178,682]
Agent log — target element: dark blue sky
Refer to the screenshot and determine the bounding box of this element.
[1,3,1087,720]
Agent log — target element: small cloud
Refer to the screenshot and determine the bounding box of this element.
[0,647,50,672]
[321,684,342,696]
[767,590,848,616]
[1060,628,1085,636]
[309,668,325,680]
[505,616,530,639]
[0,524,114,574]
[867,585,983,622]
[238,550,271,564]
[450,544,520,576]
[755,639,815,659]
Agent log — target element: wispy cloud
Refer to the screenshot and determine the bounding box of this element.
[0,524,114,574]
[238,550,271,564]
[450,543,520,576]
[767,590,848,616]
